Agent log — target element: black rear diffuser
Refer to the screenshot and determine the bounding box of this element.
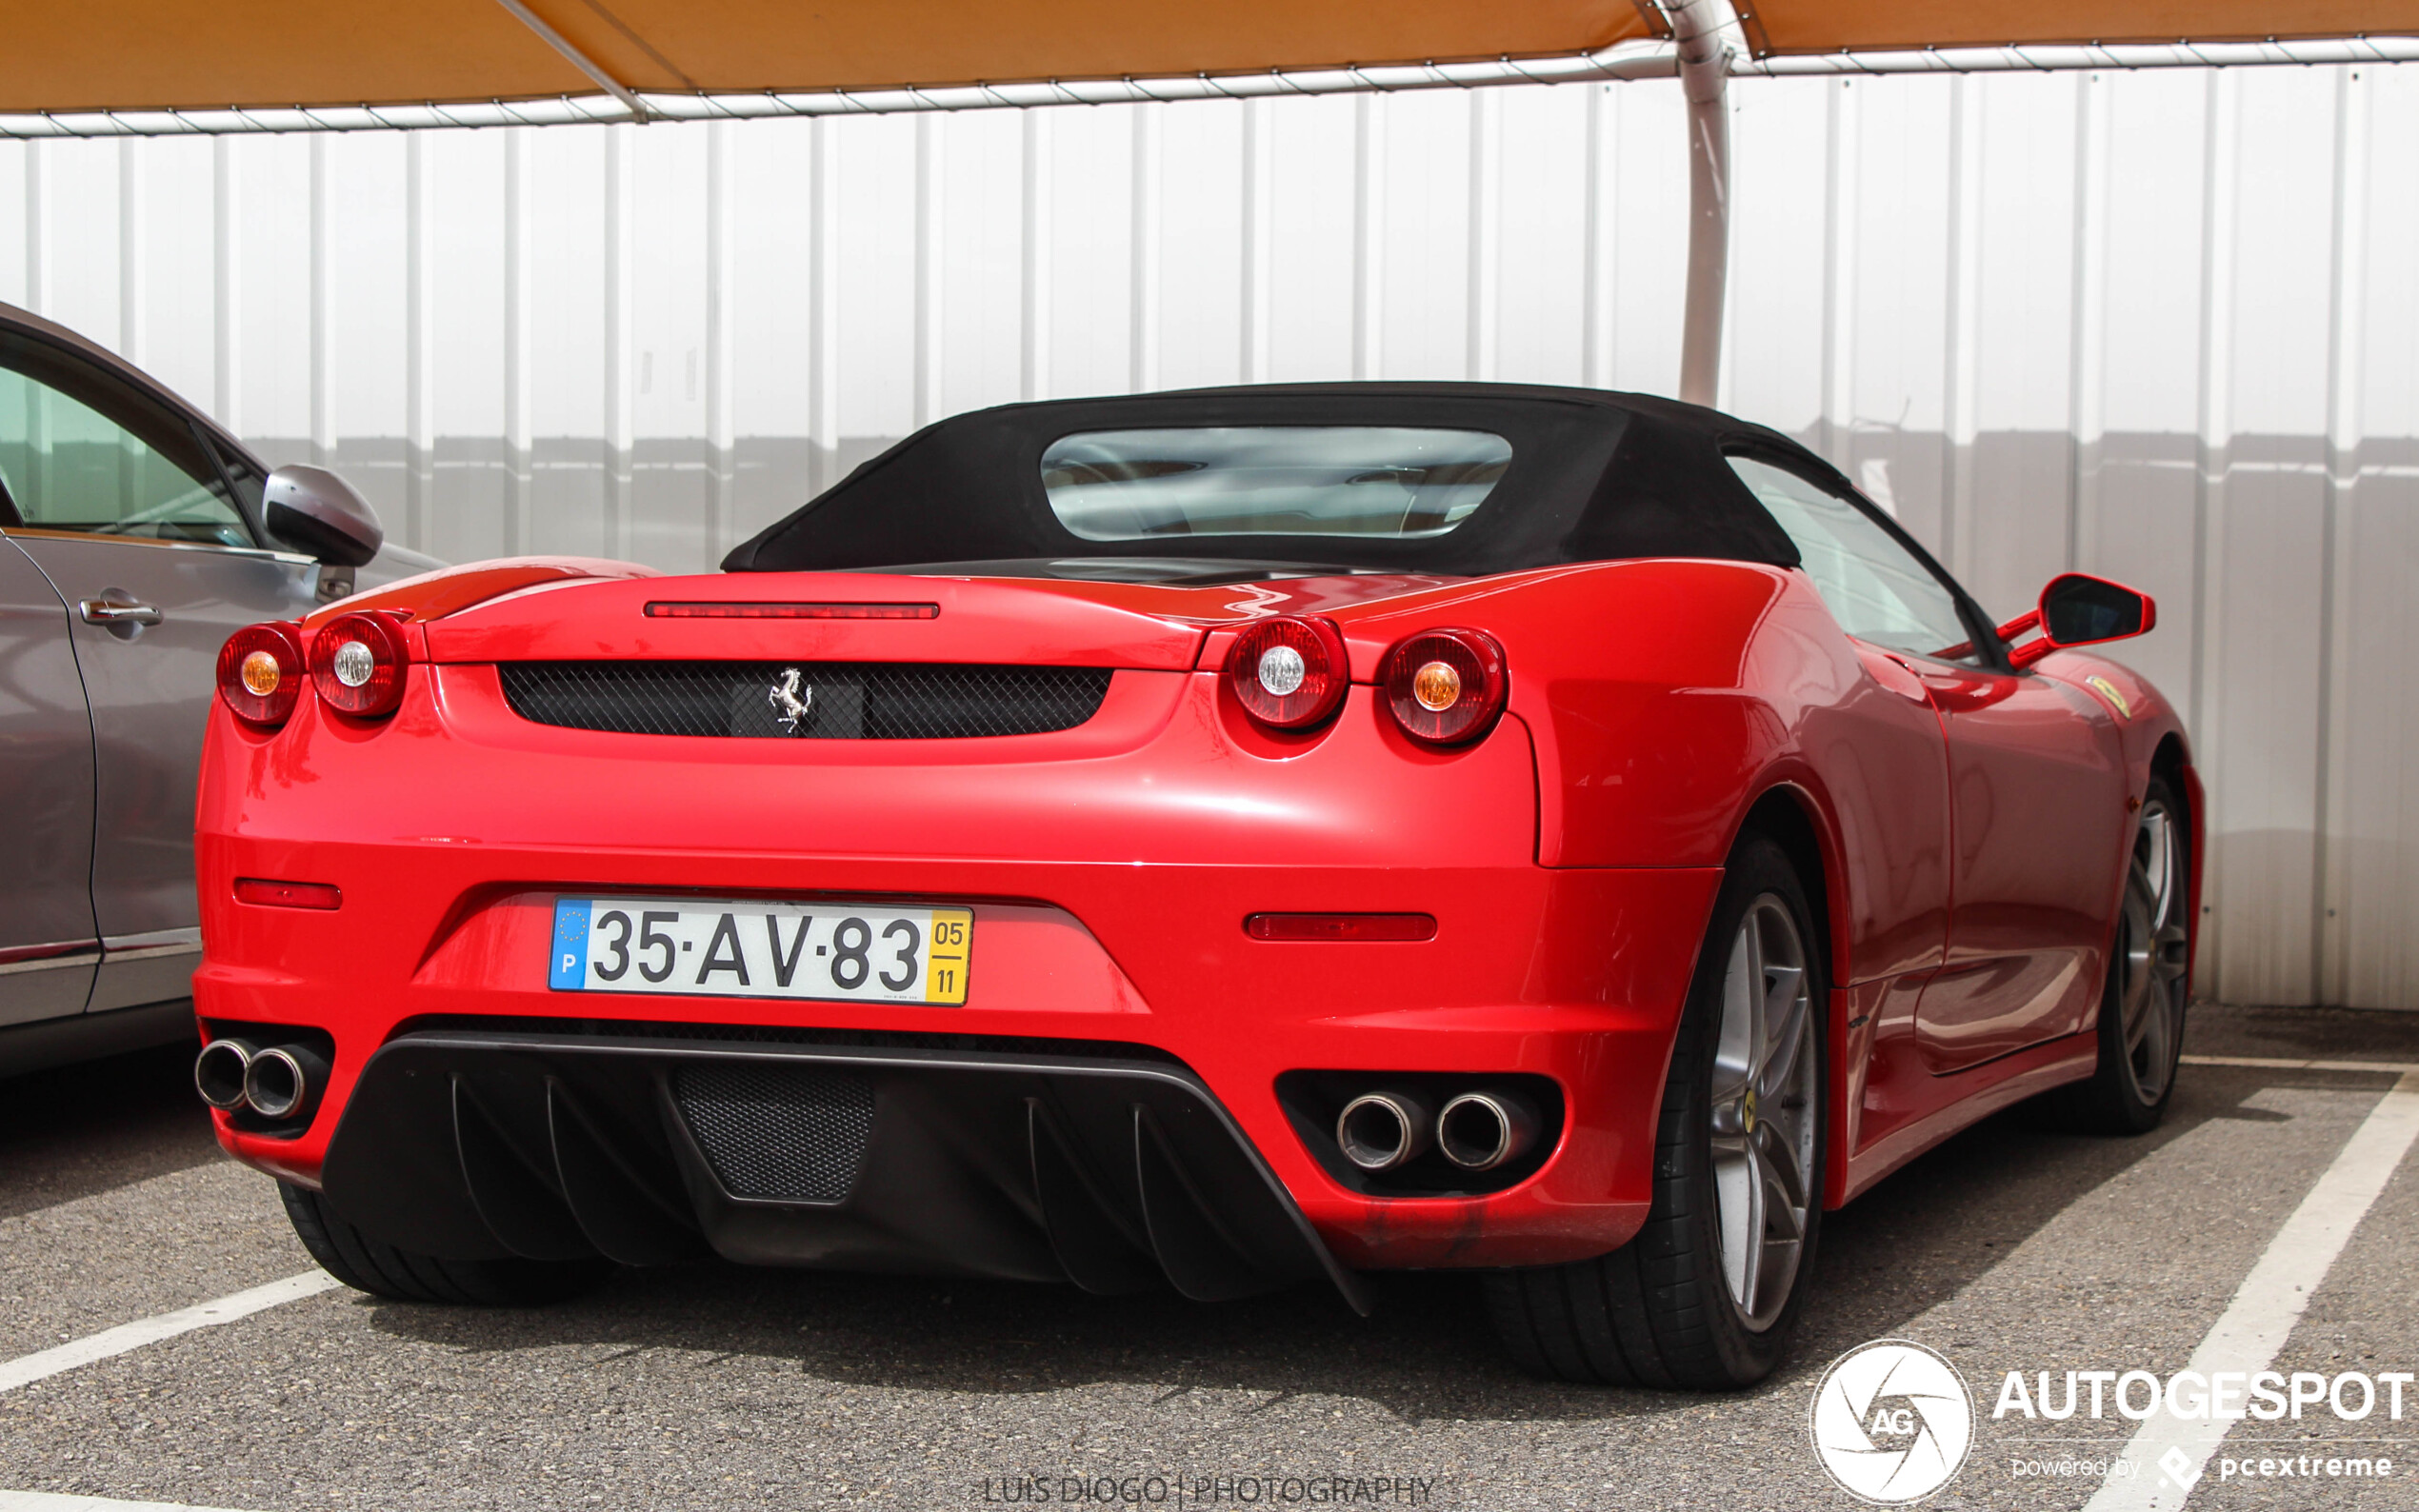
[318,1028,1369,1314]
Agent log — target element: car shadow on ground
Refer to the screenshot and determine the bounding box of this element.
[0,1038,214,1224]
[354,1042,2302,1427]
[2189,1001,2419,1062]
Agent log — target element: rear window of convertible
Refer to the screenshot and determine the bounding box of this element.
[1040,426,1511,541]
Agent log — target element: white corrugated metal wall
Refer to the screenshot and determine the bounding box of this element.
[3,67,2414,1007]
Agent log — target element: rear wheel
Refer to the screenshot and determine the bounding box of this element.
[280,1182,614,1305]
[1485,833,1826,1389]
[2031,778,2190,1134]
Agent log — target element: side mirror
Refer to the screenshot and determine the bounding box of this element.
[264,465,385,568]
[1996,573,2156,667]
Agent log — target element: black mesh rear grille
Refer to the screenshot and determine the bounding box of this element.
[671,1064,876,1203]
[498,661,1114,739]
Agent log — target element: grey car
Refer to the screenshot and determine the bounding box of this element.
[0,302,437,1078]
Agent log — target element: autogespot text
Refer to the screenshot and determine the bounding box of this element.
[1994,1367,2414,1423]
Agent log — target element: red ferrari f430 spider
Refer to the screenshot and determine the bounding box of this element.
[194,385,2196,1388]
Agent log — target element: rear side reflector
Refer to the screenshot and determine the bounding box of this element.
[234,878,342,910]
[1246,913,1437,942]
[644,602,941,620]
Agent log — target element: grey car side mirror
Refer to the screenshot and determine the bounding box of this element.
[263,465,385,568]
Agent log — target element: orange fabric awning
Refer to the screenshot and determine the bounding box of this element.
[1743,0,2419,54]
[5,1,2413,116]
[3,0,1653,115]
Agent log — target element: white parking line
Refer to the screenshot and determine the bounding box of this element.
[0,1494,259,1512]
[0,1271,340,1396]
[2182,1053,2419,1075]
[2083,1070,2419,1511]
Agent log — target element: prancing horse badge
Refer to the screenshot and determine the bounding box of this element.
[769,667,812,733]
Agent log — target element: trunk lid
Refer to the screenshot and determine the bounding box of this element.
[423,570,1211,669]
[418,567,1478,668]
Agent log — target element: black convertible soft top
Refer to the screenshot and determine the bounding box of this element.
[723,383,1837,578]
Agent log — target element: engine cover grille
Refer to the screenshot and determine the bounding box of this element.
[671,1064,876,1204]
[498,661,1113,739]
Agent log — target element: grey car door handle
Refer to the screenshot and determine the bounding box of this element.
[78,597,165,627]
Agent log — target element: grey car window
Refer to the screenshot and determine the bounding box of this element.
[1728,456,1975,663]
[0,334,251,547]
[1041,427,1510,541]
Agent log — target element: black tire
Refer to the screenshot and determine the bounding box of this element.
[280,1182,614,1305]
[1485,832,1828,1390]
[2029,776,2191,1135]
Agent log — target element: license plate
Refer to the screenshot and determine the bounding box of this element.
[549,897,971,1005]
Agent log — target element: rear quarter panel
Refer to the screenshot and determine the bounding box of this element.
[1333,559,1992,1214]
[1336,561,1913,985]
[2036,647,2202,991]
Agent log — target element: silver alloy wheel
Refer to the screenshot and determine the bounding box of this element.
[2116,798,2189,1104]
[1709,895,1818,1330]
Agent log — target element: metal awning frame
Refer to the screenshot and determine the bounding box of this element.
[5,30,2409,139]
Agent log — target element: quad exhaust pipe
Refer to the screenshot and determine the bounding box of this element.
[1335,1090,1436,1172]
[244,1044,328,1120]
[193,1038,256,1110]
[195,1038,327,1121]
[1437,1088,1540,1172]
[1334,1085,1541,1174]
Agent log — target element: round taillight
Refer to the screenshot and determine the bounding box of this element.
[1226,616,1349,730]
[1382,627,1508,745]
[214,623,307,727]
[309,610,412,718]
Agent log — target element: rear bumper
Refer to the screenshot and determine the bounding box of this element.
[199,668,1725,1275]
[203,857,1717,1273]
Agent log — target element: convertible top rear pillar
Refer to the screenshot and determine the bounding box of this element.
[1668,0,1736,408]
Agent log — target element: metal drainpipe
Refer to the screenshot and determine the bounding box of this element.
[1668,0,1734,408]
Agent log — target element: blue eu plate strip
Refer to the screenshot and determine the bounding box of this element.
[550,898,591,990]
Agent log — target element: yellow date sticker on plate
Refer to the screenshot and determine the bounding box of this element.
[924,908,972,1005]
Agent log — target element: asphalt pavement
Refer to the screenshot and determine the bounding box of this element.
[4,1005,2418,1511]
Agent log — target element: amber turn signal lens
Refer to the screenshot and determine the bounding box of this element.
[310,610,412,718]
[214,622,308,727]
[1383,628,1507,746]
[1227,616,1349,731]
[239,649,283,697]
[1411,659,1462,712]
